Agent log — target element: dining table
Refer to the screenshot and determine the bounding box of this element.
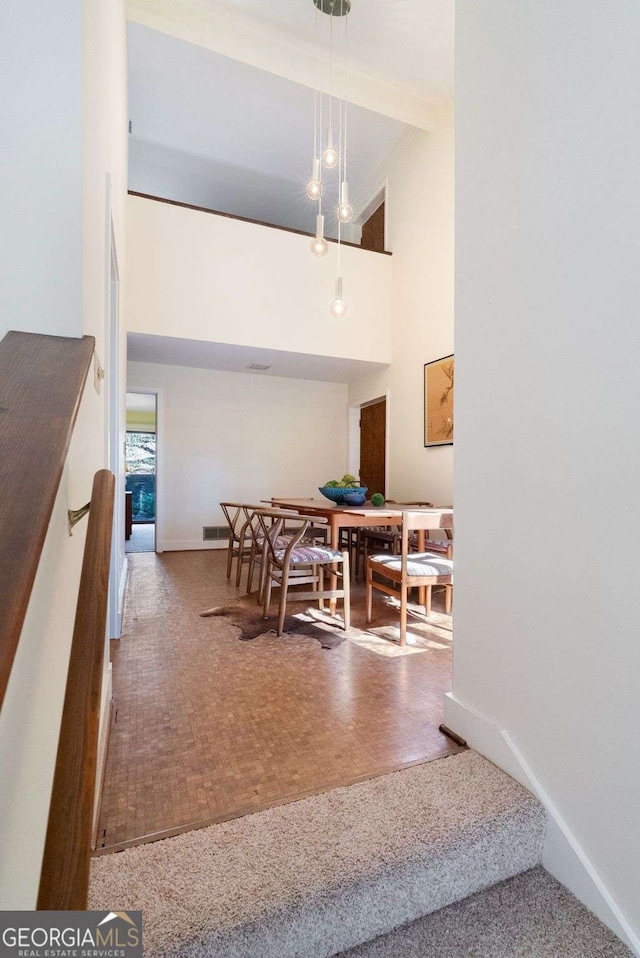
[270,498,453,612]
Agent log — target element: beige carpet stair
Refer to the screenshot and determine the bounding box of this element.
[340,865,632,957]
[89,750,546,958]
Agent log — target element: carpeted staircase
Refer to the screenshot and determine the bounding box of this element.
[89,750,631,957]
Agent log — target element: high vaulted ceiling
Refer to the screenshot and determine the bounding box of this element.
[127,0,454,234]
[128,23,407,234]
[184,0,455,103]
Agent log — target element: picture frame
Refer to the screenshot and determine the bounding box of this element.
[424,354,454,447]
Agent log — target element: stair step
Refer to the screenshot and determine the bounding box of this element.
[89,751,546,958]
[340,866,632,957]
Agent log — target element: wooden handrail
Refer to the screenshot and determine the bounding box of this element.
[38,469,115,910]
[0,331,95,709]
[129,190,393,256]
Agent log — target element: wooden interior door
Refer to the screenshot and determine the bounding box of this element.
[360,202,385,253]
[359,399,386,497]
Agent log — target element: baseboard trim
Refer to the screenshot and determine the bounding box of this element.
[92,666,113,850]
[116,556,128,634]
[159,540,226,552]
[444,692,640,956]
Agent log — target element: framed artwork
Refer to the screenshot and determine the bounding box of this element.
[424,354,454,446]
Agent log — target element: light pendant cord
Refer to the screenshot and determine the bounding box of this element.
[343,11,349,183]
[328,11,333,136]
[313,6,318,161]
[338,83,343,185]
[319,8,324,169]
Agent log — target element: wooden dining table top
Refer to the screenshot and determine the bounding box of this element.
[270,498,453,529]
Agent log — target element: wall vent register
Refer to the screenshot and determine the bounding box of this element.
[203,526,231,541]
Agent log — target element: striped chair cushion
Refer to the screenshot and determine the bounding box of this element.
[370,552,453,577]
[275,546,343,565]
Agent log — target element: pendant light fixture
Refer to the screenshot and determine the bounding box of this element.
[337,182,354,224]
[309,0,353,318]
[330,275,348,319]
[322,129,339,170]
[337,89,354,223]
[306,157,323,200]
[310,212,329,257]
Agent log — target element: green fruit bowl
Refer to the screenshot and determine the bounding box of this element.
[319,485,368,504]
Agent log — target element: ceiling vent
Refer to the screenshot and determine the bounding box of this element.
[246,363,271,371]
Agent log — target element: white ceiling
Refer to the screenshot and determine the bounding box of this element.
[185,0,455,103]
[128,22,407,233]
[128,333,389,384]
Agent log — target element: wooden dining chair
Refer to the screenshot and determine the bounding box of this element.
[240,504,291,596]
[256,508,350,637]
[220,502,250,581]
[266,499,329,543]
[366,510,453,647]
[358,501,451,581]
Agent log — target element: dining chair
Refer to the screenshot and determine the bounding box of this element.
[366,510,453,647]
[256,508,350,637]
[266,499,329,543]
[220,502,250,581]
[358,501,450,581]
[240,504,291,596]
[240,502,332,597]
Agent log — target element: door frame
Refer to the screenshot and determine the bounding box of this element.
[355,178,389,249]
[105,175,126,640]
[125,386,164,553]
[347,389,391,496]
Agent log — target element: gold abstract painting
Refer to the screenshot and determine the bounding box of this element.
[424,355,454,446]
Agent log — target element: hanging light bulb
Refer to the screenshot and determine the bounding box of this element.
[337,181,354,223]
[322,128,339,170]
[306,157,323,200]
[310,213,329,258]
[329,276,348,319]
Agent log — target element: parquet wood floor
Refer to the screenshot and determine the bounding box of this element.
[96,551,460,851]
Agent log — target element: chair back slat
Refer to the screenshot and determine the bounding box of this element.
[220,501,247,541]
[402,510,453,531]
[255,510,311,570]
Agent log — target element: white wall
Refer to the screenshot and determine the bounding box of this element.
[453,0,640,946]
[126,194,392,365]
[127,361,348,551]
[0,2,83,340]
[348,111,455,505]
[0,0,127,908]
[83,0,129,836]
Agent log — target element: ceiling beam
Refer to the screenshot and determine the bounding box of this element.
[126,0,441,131]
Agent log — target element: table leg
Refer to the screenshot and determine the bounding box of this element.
[330,517,339,615]
[417,529,426,610]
